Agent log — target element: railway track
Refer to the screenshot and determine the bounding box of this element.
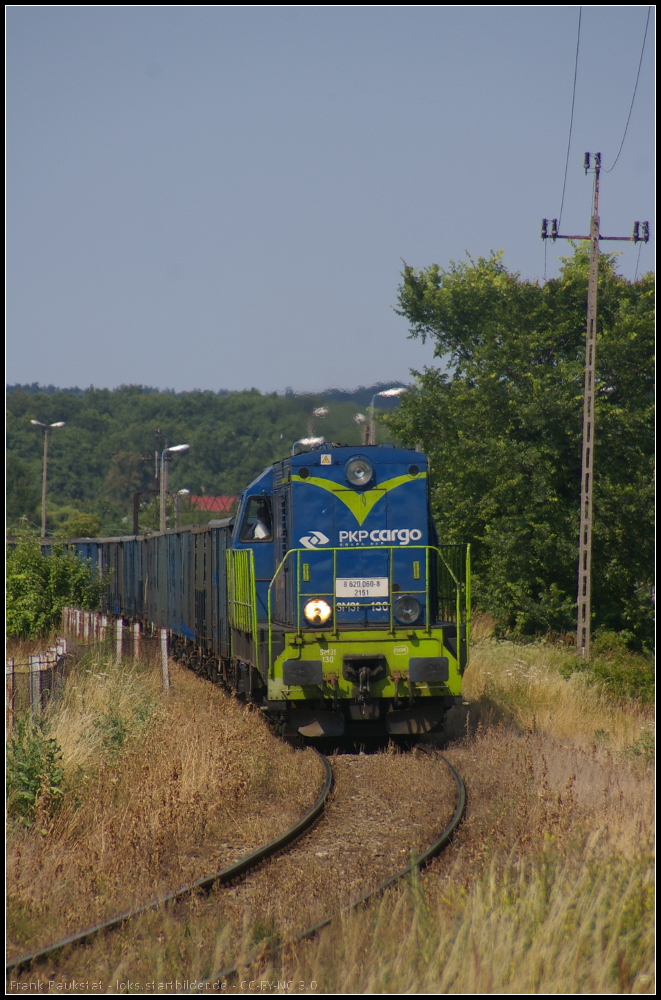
[5,751,333,977]
[201,747,465,991]
[7,669,466,992]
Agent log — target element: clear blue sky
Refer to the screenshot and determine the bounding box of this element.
[7,6,654,393]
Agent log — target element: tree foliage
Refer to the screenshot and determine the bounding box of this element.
[6,384,401,535]
[7,454,40,520]
[6,540,107,639]
[387,247,654,648]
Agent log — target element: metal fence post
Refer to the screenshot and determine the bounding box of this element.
[29,654,43,714]
[43,650,57,707]
[83,612,90,640]
[100,615,108,642]
[116,618,124,663]
[133,621,140,660]
[160,628,170,692]
[6,658,15,730]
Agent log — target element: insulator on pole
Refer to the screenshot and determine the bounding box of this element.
[551,219,558,241]
[584,152,590,173]
[642,222,649,243]
[541,219,548,239]
[633,221,640,242]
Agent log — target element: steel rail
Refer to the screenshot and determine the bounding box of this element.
[194,748,466,990]
[5,751,333,976]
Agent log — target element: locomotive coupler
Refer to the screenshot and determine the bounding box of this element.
[357,665,371,702]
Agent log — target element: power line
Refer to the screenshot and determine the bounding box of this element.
[603,5,652,173]
[558,6,582,230]
[541,156,649,660]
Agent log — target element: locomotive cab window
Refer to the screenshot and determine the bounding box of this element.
[239,496,273,541]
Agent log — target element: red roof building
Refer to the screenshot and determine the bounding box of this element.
[187,496,238,513]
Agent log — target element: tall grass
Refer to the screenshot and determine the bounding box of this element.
[7,630,654,994]
[265,844,654,994]
[231,634,655,995]
[6,647,323,960]
[463,628,654,754]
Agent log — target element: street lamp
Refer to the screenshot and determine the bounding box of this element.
[30,420,66,538]
[367,388,406,446]
[160,444,190,532]
[307,406,329,437]
[175,489,190,529]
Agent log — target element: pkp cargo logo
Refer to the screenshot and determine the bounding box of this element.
[299,530,330,550]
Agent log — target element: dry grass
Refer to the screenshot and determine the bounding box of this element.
[6,647,324,961]
[463,630,654,754]
[240,724,654,995]
[6,629,654,995]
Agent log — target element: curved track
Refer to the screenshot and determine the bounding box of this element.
[5,751,333,977]
[190,748,466,990]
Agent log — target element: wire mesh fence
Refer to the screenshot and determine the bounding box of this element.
[6,637,69,726]
[6,608,173,728]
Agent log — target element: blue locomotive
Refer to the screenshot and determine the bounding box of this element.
[53,443,470,737]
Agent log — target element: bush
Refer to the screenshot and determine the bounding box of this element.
[6,714,65,825]
[54,511,102,538]
[560,630,655,703]
[6,539,106,639]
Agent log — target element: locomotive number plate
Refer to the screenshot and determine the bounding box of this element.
[335,577,389,598]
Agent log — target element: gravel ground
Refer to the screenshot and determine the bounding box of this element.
[197,746,458,948]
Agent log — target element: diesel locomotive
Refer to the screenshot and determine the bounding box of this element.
[59,443,470,737]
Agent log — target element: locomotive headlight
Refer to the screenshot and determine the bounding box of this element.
[304,599,332,625]
[346,457,374,488]
[394,596,421,625]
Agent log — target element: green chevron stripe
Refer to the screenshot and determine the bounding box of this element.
[290,472,426,526]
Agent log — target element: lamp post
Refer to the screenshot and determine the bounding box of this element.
[175,489,190,529]
[307,406,328,437]
[160,444,190,532]
[367,388,406,446]
[30,420,66,538]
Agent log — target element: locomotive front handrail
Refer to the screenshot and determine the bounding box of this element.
[266,544,471,673]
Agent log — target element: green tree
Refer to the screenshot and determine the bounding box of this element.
[104,451,153,503]
[53,511,102,539]
[6,540,106,639]
[6,454,40,521]
[6,383,398,535]
[387,247,654,648]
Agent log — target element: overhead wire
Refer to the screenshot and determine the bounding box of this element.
[557,6,582,231]
[603,6,652,173]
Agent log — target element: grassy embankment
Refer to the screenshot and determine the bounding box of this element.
[6,641,323,962]
[7,624,654,994]
[259,622,653,995]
